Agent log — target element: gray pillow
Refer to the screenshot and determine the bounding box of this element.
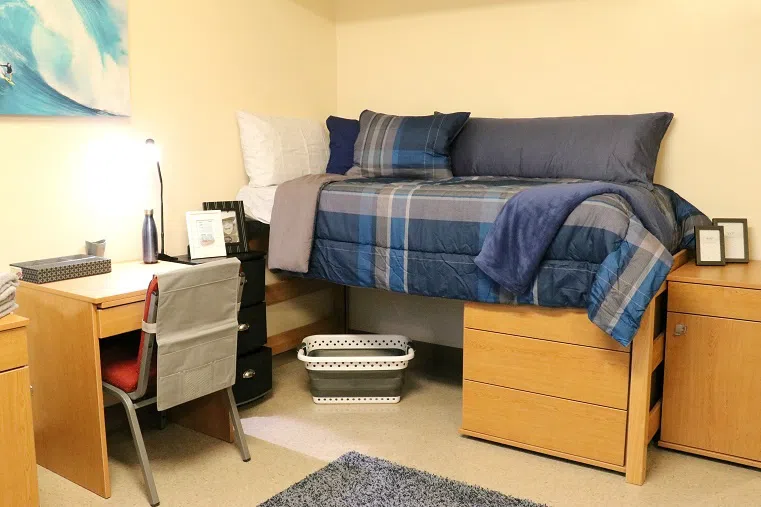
[450,113,674,186]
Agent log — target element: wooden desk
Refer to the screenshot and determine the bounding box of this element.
[0,315,39,506]
[16,261,235,498]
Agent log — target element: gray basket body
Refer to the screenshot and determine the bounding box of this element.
[308,370,405,402]
[298,335,414,404]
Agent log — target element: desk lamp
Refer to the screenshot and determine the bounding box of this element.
[145,139,179,262]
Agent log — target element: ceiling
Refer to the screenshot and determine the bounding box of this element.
[333,0,561,22]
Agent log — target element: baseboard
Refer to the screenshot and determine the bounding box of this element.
[267,317,340,355]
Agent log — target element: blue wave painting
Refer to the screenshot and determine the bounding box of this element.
[0,0,129,116]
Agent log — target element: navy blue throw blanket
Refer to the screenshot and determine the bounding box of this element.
[474,181,675,295]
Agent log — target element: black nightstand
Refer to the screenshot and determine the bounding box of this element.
[175,252,272,406]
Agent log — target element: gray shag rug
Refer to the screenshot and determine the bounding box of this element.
[259,452,547,507]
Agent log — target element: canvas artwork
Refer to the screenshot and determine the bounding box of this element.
[0,0,130,116]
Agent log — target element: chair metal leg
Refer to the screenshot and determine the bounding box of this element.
[225,387,251,462]
[104,383,161,506]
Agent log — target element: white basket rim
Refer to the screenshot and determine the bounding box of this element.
[299,334,414,364]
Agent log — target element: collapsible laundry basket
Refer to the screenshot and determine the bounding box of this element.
[298,334,415,404]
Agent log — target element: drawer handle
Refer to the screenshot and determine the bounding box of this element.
[674,324,687,336]
[238,323,250,332]
[242,369,255,379]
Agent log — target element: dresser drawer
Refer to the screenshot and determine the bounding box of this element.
[237,302,267,356]
[0,366,38,506]
[464,329,630,409]
[669,282,761,321]
[464,302,628,352]
[97,301,144,339]
[240,256,265,307]
[0,328,28,372]
[462,380,627,466]
[232,346,272,406]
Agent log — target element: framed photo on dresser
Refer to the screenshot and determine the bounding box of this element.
[712,218,749,263]
[202,201,250,255]
[695,226,726,266]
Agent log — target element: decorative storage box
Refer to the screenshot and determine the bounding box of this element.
[10,255,111,284]
[298,335,415,404]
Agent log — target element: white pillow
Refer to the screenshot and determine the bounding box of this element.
[237,111,329,187]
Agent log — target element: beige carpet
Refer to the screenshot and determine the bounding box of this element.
[40,352,761,506]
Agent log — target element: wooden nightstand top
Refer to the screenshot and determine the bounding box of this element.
[0,314,29,333]
[668,261,761,290]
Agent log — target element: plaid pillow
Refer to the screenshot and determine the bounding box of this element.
[349,110,470,179]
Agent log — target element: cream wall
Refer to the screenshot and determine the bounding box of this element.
[336,0,760,345]
[0,0,336,270]
[336,0,761,256]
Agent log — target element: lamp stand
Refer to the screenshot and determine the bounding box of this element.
[155,161,189,264]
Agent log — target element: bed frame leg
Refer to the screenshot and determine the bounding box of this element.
[626,302,656,485]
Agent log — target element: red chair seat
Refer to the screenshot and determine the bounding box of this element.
[101,277,159,395]
[101,332,157,394]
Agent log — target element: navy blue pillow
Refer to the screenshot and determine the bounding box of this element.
[326,116,360,175]
[451,113,674,187]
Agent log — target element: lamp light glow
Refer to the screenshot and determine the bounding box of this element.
[144,138,161,165]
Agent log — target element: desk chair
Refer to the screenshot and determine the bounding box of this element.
[100,259,250,506]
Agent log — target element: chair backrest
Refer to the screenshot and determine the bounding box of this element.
[131,276,160,400]
[137,258,242,410]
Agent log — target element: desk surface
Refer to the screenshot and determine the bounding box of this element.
[19,261,189,305]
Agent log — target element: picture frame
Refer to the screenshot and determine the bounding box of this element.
[695,226,726,266]
[712,218,749,263]
[202,201,249,255]
[186,210,227,260]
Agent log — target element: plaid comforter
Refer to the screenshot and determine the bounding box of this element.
[304,176,709,346]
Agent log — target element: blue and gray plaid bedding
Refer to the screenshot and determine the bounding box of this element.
[303,176,709,346]
[348,110,471,180]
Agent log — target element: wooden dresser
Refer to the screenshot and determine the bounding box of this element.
[660,261,761,468]
[459,252,688,484]
[461,304,634,469]
[0,314,39,506]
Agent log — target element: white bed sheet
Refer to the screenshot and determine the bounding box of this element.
[236,185,278,224]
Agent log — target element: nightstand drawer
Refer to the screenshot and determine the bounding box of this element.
[0,328,28,372]
[462,380,627,466]
[669,282,761,321]
[232,346,272,406]
[464,328,630,409]
[240,256,265,307]
[237,303,267,356]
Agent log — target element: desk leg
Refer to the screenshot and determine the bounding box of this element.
[16,289,111,498]
[170,391,234,443]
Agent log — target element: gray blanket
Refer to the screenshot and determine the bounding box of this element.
[0,272,19,289]
[0,299,18,320]
[0,272,19,319]
[268,174,350,273]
